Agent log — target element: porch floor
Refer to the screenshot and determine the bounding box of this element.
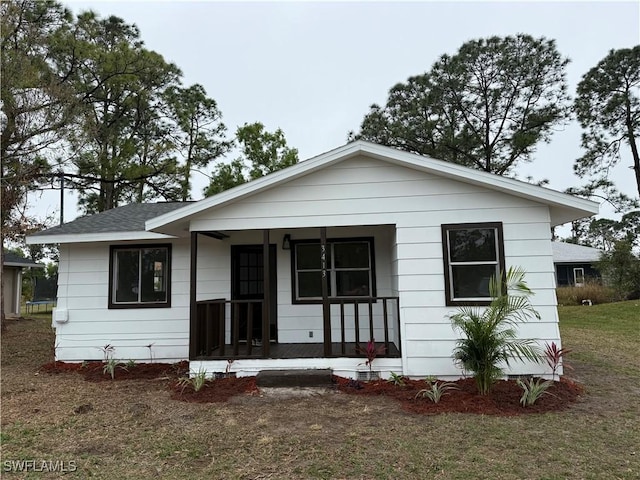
[193,341,400,360]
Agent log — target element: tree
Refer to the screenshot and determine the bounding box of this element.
[165,84,231,201]
[205,122,298,196]
[563,210,640,251]
[1,0,78,330]
[1,0,77,235]
[63,12,183,213]
[597,240,640,300]
[238,122,299,179]
[575,46,640,199]
[353,34,570,176]
[203,160,246,196]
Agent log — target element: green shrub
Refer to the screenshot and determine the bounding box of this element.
[178,368,209,392]
[103,358,118,379]
[387,372,407,386]
[415,377,458,403]
[517,377,553,406]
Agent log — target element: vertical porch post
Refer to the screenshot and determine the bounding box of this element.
[262,229,271,357]
[189,231,198,359]
[321,227,331,356]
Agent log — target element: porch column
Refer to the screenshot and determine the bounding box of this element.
[189,231,198,359]
[262,229,271,357]
[321,227,331,356]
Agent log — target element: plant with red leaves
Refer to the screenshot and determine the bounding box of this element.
[544,342,573,381]
[356,339,386,372]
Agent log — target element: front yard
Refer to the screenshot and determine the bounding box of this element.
[1,302,638,479]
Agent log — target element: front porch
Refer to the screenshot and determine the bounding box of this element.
[188,226,402,364]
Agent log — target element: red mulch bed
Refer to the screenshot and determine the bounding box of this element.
[333,376,584,415]
[40,360,189,382]
[40,361,583,413]
[169,376,259,403]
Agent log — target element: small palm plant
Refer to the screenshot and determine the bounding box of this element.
[450,267,542,395]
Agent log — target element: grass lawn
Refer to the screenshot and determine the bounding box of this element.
[1,302,639,479]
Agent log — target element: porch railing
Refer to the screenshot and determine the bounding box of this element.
[329,296,401,357]
[194,299,266,358]
[194,296,401,359]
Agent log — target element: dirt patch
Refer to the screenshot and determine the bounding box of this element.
[334,375,583,415]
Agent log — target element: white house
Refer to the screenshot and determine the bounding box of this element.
[27,141,598,379]
[2,251,44,318]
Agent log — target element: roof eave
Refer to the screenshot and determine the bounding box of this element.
[4,261,44,268]
[26,231,177,245]
[360,143,600,222]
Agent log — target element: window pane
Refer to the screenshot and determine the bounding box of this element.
[336,270,370,296]
[141,248,168,303]
[449,228,497,262]
[297,244,320,269]
[115,250,139,303]
[296,244,332,269]
[451,264,498,298]
[334,242,370,268]
[298,271,331,298]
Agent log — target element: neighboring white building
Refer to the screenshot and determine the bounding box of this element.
[2,251,43,317]
[27,141,598,379]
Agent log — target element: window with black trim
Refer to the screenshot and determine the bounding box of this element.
[292,238,375,302]
[442,223,504,306]
[109,244,171,308]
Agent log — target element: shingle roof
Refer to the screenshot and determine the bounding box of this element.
[552,242,602,263]
[3,250,42,268]
[29,202,190,238]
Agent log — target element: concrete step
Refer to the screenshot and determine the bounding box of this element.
[256,369,333,388]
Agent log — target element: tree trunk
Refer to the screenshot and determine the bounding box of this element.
[625,97,640,197]
[1,236,6,332]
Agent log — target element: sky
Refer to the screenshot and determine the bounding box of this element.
[31,0,640,230]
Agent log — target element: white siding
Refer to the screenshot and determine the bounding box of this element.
[56,155,562,378]
[53,240,191,362]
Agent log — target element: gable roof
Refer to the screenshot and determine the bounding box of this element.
[27,202,188,244]
[552,242,603,264]
[27,141,599,244]
[146,141,598,234]
[3,250,44,269]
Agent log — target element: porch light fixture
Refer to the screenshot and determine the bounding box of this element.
[282,234,291,250]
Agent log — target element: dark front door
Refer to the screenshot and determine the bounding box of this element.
[231,244,277,343]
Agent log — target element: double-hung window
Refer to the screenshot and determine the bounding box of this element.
[292,238,375,303]
[109,244,171,308]
[441,223,504,306]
